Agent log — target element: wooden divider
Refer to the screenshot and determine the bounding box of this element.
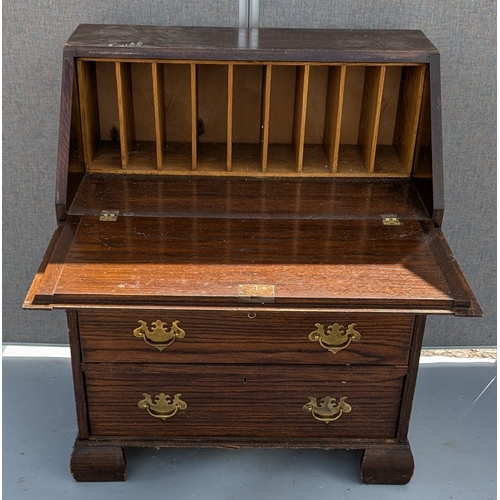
[152,63,165,170]
[260,65,272,172]
[324,65,346,172]
[226,64,234,171]
[394,66,426,174]
[190,63,198,171]
[115,63,134,169]
[292,65,310,172]
[359,66,386,173]
[76,58,426,177]
[77,61,99,167]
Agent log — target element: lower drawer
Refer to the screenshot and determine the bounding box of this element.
[85,364,406,439]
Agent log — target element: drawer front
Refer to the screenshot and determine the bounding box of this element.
[79,310,414,365]
[85,364,406,439]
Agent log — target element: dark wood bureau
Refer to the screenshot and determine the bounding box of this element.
[24,25,481,484]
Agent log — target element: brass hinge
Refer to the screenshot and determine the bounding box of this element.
[238,284,275,304]
[99,210,118,221]
[381,214,402,226]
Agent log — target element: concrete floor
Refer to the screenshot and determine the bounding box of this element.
[2,346,496,499]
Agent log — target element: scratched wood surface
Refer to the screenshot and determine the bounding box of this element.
[65,26,438,63]
[45,215,454,309]
[84,364,406,438]
[68,175,430,220]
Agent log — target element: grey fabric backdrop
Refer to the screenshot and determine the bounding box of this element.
[3,1,495,346]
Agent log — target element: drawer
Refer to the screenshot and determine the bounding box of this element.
[84,364,406,439]
[79,310,414,365]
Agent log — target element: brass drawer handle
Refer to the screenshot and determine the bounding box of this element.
[138,393,187,421]
[302,396,351,424]
[308,322,361,354]
[133,320,185,351]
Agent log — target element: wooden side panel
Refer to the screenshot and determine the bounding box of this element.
[292,65,310,172]
[260,64,272,172]
[115,62,134,169]
[77,60,99,166]
[394,65,426,173]
[67,310,90,438]
[324,65,346,172]
[152,63,165,170]
[359,66,386,172]
[57,49,85,223]
[428,53,445,225]
[396,315,425,441]
[412,56,443,226]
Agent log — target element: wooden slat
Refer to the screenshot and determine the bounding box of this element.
[226,64,234,171]
[358,66,386,173]
[190,63,198,170]
[324,65,346,172]
[260,65,272,172]
[76,60,99,167]
[394,65,426,173]
[152,63,165,170]
[292,65,310,172]
[115,62,134,169]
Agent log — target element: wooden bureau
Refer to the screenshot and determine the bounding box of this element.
[24,25,481,484]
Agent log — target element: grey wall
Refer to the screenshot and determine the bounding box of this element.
[3,1,495,346]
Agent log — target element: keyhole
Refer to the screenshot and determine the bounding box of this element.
[243,377,248,384]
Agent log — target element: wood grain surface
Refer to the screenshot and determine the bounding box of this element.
[49,215,453,308]
[78,310,414,365]
[84,364,406,439]
[360,445,414,484]
[70,440,126,482]
[68,175,430,219]
[65,26,437,63]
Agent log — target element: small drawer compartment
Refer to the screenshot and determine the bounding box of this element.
[78,310,414,365]
[84,364,406,439]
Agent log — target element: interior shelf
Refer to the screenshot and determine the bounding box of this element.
[76,60,426,177]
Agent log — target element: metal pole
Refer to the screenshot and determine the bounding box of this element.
[239,0,249,28]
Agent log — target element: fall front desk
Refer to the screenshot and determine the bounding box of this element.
[25,25,481,484]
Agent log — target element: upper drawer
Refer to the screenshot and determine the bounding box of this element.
[78,310,414,365]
